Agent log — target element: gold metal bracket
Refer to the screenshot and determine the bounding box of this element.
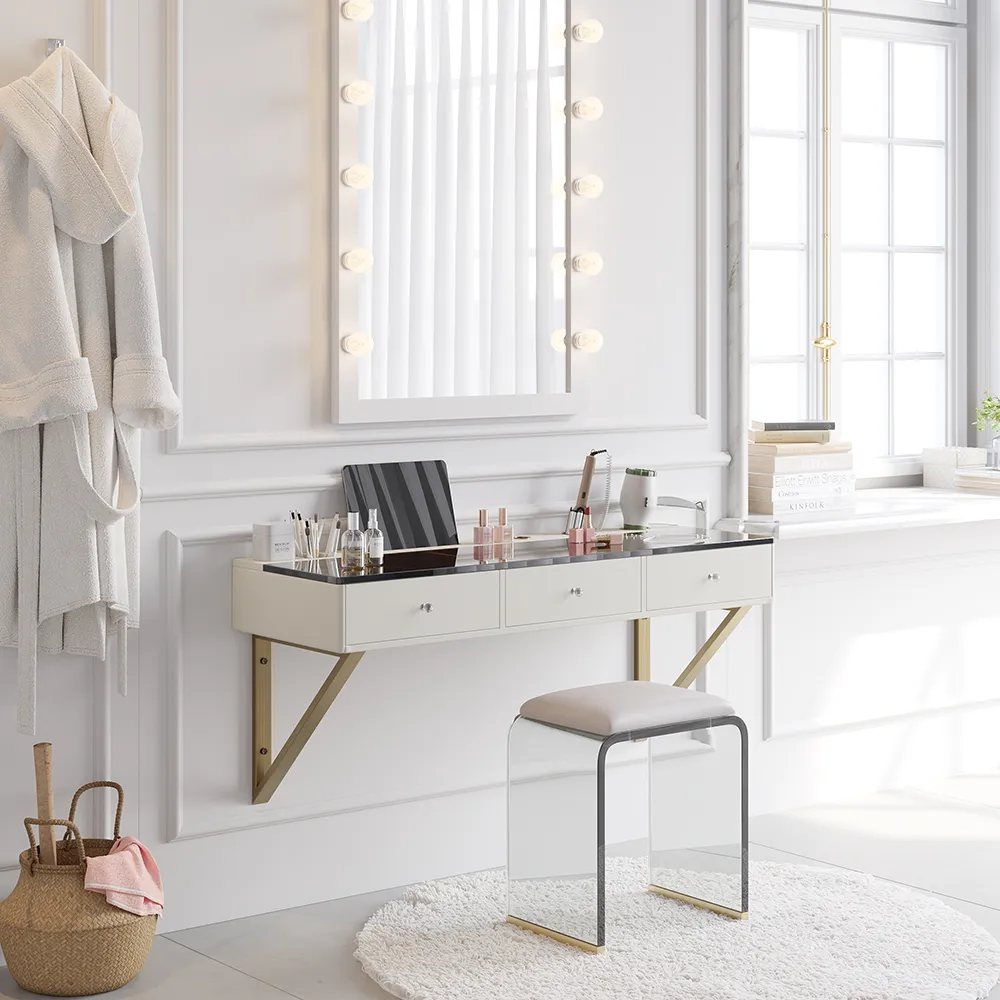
[632,608,753,689]
[251,635,364,804]
[632,618,651,681]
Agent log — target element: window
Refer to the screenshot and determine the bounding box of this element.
[747,4,966,471]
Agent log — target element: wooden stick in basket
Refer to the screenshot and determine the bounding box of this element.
[32,743,58,866]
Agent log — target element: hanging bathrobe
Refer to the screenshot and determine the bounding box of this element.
[0,47,179,735]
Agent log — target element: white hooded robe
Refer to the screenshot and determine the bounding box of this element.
[0,47,180,734]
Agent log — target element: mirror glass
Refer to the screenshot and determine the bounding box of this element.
[347,0,568,400]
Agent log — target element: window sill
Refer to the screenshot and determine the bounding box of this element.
[735,487,1000,540]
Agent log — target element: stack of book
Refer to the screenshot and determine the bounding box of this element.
[748,421,855,517]
[953,467,1000,495]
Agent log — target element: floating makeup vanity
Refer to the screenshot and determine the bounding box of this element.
[232,532,774,805]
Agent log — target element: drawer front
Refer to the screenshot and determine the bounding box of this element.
[345,572,500,645]
[646,545,772,612]
[505,559,642,628]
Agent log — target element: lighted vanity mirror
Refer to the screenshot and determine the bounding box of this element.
[338,0,572,422]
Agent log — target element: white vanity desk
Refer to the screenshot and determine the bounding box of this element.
[232,531,774,804]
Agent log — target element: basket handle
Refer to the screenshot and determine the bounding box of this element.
[62,781,124,842]
[25,818,86,871]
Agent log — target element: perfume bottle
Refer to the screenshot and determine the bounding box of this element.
[583,506,595,544]
[473,508,493,563]
[494,507,513,561]
[364,508,384,570]
[342,511,365,572]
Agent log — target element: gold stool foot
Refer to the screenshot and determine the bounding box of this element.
[506,915,606,953]
[648,885,748,920]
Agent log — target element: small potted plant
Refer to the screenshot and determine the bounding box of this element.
[974,391,1000,469]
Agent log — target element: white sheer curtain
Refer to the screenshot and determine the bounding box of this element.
[357,0,566,400]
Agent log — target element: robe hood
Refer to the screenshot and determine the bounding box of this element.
[0,46,141,245]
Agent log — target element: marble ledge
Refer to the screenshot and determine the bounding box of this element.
[733,487,1000,541]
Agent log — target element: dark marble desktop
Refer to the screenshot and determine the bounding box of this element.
[262,530,773,586]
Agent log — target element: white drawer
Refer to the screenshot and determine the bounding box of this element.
[646,544,772,613]
[345,572,500,646]
[505,558,642,628]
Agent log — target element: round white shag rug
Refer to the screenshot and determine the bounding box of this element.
[355,859,1000,1000]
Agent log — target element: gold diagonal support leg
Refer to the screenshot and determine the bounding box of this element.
[672,606,751,689]
[251,636,364,805]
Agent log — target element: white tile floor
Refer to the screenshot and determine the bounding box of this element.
[1,772,997,999]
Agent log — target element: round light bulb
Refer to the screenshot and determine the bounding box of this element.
[341,163,373,189]
[572,174,604,199]
[341,248,374,273]
[341,0,374,21]
[341,80,374,106]
[572,97,604,122]
[572,252,604,276]
[550,329,567,353]
[573,19,604,43]
[551,253,567,272]
[341,333,374,357]
[572,329,604,353]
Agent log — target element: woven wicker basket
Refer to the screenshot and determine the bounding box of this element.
[0,781,156,996]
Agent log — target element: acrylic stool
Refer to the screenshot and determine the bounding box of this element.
[506,680,748,952]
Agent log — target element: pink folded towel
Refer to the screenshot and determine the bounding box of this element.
[84,837,164,917]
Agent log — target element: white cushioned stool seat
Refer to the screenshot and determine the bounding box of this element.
[519,681,734,738]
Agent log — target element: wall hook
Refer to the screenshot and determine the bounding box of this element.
[46,38,65,57]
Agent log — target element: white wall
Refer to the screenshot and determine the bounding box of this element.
[2,0,998,937]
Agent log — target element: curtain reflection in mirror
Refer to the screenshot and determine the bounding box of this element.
[355,0,567,400]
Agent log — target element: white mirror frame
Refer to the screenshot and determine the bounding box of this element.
[334,0,577,424]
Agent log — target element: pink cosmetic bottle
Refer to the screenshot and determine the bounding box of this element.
[494,507,513,561]
[473,508,493,563]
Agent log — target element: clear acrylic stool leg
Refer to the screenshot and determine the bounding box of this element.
[506,717,605,950]
[647,718,748,918]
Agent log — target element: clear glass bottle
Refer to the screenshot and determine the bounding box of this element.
[473,509,493,563]
[364,508,384,570]
[494,507,513,561]
[342,511,365,573]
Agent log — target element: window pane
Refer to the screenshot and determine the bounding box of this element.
[842,142,888,246]
[749,250,807,356]
[750,362,807,422]
[840,252,888,355]
[894,359,946,454]
[842,36,888,138]
[893,145,945,247]
[750,26,807,133]
[893,42,946,143]
[893,253,946,354]
[840,360,889,458]
[750,136,806,244]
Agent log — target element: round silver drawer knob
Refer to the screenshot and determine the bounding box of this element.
[707,573,720,582]
[570,587,583,596]
[419,602,434,613]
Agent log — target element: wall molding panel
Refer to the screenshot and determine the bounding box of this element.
[92,0,112,88]
[764,546,1000,740]
[160,0,714,453]
[163,0,184,454]
[143,453,731,503]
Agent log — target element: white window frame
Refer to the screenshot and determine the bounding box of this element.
[748,8,824,429]
[754,0,966,27]
[747,2,967,481]
[830,14,967,477]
